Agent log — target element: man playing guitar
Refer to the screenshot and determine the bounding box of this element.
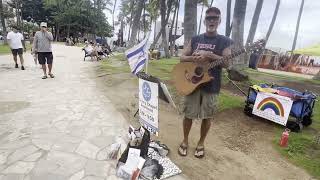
[178,7,233,158]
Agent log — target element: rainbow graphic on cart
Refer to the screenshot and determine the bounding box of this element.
[257,97,285,117]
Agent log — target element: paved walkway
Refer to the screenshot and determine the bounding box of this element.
[258,68,314,79]
[0,44,128,180]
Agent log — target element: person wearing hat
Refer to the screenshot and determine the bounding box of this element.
[7,25,26,70]
[32,22,54,79]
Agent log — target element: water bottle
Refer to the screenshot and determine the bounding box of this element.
[279,128,290,147]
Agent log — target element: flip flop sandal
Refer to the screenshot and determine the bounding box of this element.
[42,75,47,79]
[48,73,55,78]
[178,143,188,156]
[194,146,205,159]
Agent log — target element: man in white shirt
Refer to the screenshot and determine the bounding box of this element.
[7,25,26,70]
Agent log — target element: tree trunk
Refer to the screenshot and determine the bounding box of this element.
[151,1,173,49]
[112,0,117,30]
[120,20,124,46]
[292,0,304,51]
[0,0,7,44]
[246,0,263,45]
[198,1,205,35]
[153,20,156,42]
[265,0,280,44]
[172,0,180,56]
[161,0,170,58]
[210,0,214,7]
[127,0,134,42]
[170,0,178,56]
[184,0,197,47]
[56,24,60,41]
[128,0,144,47]
[225,0,232,37]
[232,0,247,64]
[67,23,71,38]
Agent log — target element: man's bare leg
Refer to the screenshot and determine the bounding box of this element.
[18,54,24,69]
[13,55,18,67]
[178,117,193,156]
[183,117,193,145]
[48,64,52,74]
[198,118,212,147]
[42,64,47,76]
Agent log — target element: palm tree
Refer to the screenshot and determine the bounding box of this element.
[172,0,180,56]
[210,0,214,7]
[265,0,280,44]
[291,0,304,51]
[198,0,209,35]
[128,0,144,47]
[0,0,7,43]
[225,0,232,37]
[246,0,263,45]
[160,0,170,58]
[169,0,179,55]
[231,0,247,64]
[150,0,173,48]
[184,0,197,47]
[112,0,117,30]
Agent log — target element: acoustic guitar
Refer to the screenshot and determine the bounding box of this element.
[172,40,265,96]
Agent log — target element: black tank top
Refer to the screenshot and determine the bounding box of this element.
[190,33,233,93]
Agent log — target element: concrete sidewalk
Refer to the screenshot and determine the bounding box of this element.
[0,44,128,180]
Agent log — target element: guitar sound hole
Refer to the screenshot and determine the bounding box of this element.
[194,67,203,76]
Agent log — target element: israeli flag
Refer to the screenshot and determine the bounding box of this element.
[125,35,150,75]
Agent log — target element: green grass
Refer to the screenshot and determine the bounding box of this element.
[273,100,320,178]
[0,44,32,55]
[100,53,320,178]
[218,90,244,111]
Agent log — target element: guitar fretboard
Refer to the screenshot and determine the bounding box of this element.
[209,48,246,68]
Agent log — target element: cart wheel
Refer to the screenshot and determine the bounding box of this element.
[286,121,302,132]
[302,115,312,127]
[244,105,253,117]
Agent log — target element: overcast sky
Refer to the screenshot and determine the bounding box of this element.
[106,0,320,50]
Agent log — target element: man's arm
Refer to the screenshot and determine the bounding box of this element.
[221,46,232,68]
[46,32,54,41]
[180,41,195,62]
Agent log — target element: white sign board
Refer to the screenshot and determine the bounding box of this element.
[139,78,159,135]
[252,92,293,126]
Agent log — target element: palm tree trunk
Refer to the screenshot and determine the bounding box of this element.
[172,0,180,56]
[225,0,232,37]
[210,0,214,7]
[265,0,280,44]
[151,1,173,49]
[232,0,247,64]
[291,0,304,51]
[153,20,156,41]
[128,0,144,47]
[160,0,170,58]
[170,0,178,56]
[184,0,197,47]
[127,0,134,42]
[198,1,205,35]
[0,0,7,44]
[246,0,263,45]
[112,0,117,30]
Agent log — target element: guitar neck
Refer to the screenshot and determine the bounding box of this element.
[209,48,246,68]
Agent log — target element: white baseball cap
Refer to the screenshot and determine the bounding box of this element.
[40,22,47,27]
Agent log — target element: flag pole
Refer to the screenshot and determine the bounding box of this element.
[145,32,151,75]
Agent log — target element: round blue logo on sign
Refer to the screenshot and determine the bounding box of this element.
[142,82,151,101]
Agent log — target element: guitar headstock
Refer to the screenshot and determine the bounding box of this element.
[246,39,266,53]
